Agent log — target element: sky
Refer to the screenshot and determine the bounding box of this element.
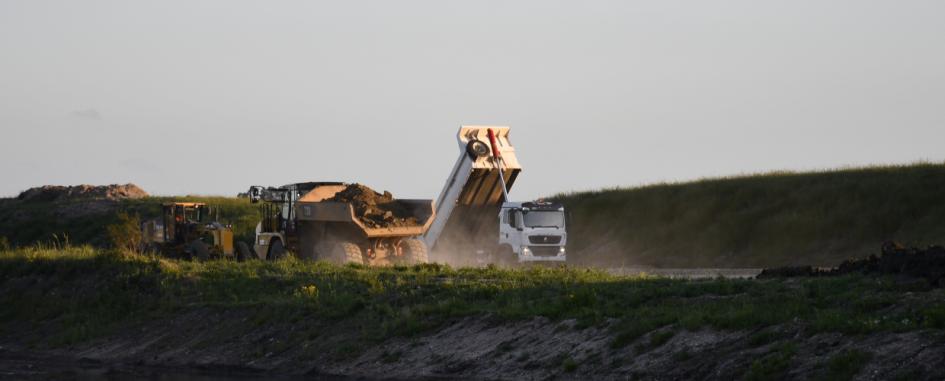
[1,1,944,200]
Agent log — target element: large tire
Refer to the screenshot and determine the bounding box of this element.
[236,241,254,262]
[328,241,363,265]
[267,239,286,261]
[401,239,428,265]
[189,241,210,261]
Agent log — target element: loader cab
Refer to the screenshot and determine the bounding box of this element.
[163,202,210,244]
[498,201,567,262]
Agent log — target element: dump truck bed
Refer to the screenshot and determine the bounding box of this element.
[295,184,435,238]
[424,126,521,252]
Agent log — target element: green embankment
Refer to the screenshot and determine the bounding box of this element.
[553,163,945,267]
[1,247,943,350]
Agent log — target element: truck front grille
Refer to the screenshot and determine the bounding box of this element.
[528,235,562,245]
[528,246,561,257]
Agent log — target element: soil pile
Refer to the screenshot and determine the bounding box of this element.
[17,184,148,202]
[758,241,945,286]
[327,184,419,228]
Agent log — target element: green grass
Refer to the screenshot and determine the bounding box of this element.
[552,162,945,267]
[1,247,943,350]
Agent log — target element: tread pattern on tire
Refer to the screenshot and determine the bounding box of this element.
[236,241,253,262]
[334,242,363,265]
[401,239,428,265]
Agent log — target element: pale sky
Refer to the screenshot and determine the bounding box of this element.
[2,1,943,200]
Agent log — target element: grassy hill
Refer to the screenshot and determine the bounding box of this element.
[553,163,945,268]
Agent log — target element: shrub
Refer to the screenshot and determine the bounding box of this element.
[106,212,142,253]
[0,236,9,251]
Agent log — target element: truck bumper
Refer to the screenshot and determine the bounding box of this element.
[519,255,567,263]
[518,246,567,263]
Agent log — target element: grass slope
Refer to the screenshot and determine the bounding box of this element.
[553,163,945,267]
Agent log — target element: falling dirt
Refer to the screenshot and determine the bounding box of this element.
[17,184,148,203]
[758,241,945,286]
[327,184,419,228]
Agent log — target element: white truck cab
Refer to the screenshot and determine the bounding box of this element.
[499,201,567,262]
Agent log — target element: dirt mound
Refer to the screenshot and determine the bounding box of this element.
[17,184,148,203]
[758,241,945,286]
[327,184,419,228]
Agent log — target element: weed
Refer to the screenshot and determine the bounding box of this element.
[381,350,402,363]
[106,212,141,253]
[671,350,691,362]
[819,350,872,381]
[744,342,797,381]
[562,357,578,372]
[747,330,780,347]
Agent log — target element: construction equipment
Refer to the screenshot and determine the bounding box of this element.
[424,126,567,265]
[247,182,435,265]
[141,202,237,260]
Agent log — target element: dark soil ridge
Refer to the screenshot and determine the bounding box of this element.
[327,184,420,228]
[758,242,945,286]
[2,314,943,380]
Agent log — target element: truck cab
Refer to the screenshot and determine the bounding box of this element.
[499,201,567,262]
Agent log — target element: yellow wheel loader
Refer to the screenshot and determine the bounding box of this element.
[141,202,238,260]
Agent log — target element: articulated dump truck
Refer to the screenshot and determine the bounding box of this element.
[424,126,568,266]
[246,182,435,265]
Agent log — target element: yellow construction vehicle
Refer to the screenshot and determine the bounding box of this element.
[142,202,240,260]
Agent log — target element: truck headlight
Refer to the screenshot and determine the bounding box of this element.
[558,246,566,255]
[522,246,532,256]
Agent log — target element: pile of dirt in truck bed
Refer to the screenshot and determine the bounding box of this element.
[17,184,148,202]
[758,241,945,286]
[327,184,419,228]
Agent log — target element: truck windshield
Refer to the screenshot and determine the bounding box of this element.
[523,211,564,228]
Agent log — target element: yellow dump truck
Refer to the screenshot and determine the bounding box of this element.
[247,183,435,265]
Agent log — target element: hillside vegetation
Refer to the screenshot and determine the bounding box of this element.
[553,163,945,267]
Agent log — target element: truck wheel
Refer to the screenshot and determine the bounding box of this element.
[401,239,428,265]
[329,242,363,265]
[236,241,254,262]
[466,139,491,159]
[267,239,286,261]
[189,241,210,261]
